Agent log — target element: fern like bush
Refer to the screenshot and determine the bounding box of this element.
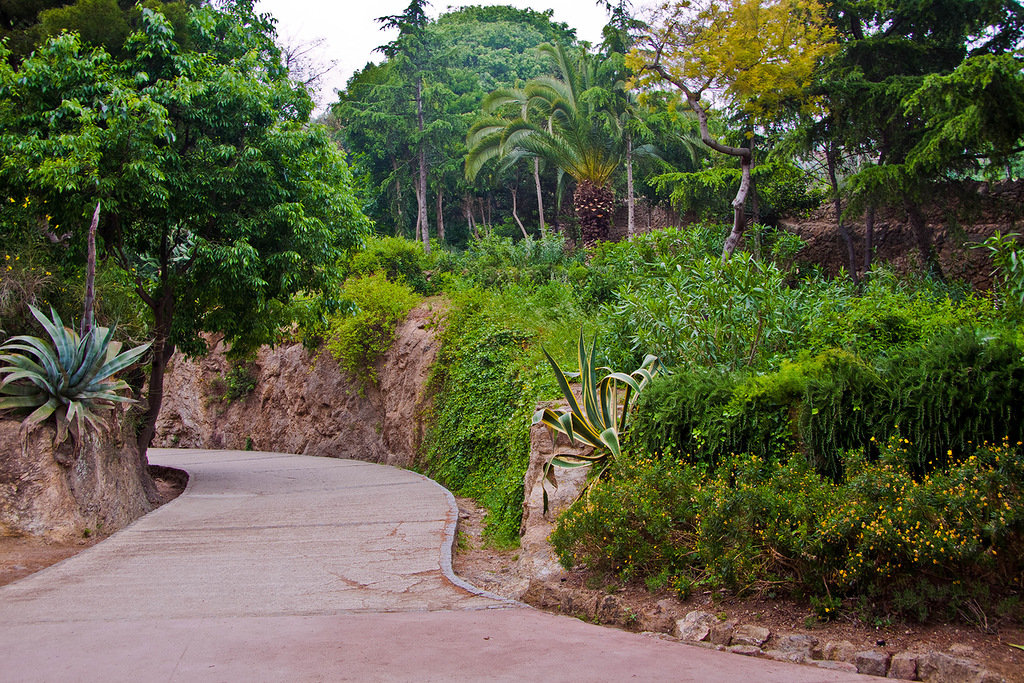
[632,350,882,480]
[0,306,150,443]
[325,272,420,386]
[883,329,1024,472]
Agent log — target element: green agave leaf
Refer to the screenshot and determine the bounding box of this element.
[1,369,57,395]
[599,427,621,459]
[0,381,47,396]
[29,306,77,370]
[22,398,58,429]
[1,337,59,379]
[540,346,584,418]
[604,371,642,393]
[550,453,603,465]
[92,340,151,384]
[0,353,48,377]
[0,394,47,409]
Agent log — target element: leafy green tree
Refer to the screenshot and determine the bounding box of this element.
[804,0,1024,278]
[1,0,196,61]
[629,0,835,261]
[0,1,370,473]
[377,0,433,253]
[336,5,576,245]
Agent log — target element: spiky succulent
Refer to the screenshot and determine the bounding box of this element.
[0,306,151,444]
[532,330,664,511]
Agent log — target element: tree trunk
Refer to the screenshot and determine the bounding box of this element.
[721,153,752,262]
[511,183,528,238]
[575,180,614,248]
[392,157,406,238]
[81,201,101,336]
[864,205,875,277]
[415,77,430,254]
[905,201,943,280]
[436,187,445,244]
[649,66,754,262]
[827,150,859,283]
[534,157,546,237]
[464,196,478,239]
[626,132,635,239]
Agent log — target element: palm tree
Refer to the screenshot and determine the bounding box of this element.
[466,43,623,247]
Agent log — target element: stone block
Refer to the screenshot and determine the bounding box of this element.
[673,611,717,642]
[823,639,858,662]
[888,652,918,680]
[776,634,820,660]
[732,624,771,648]
[709,619,737,646]
[855,650,892,677]
[728,645,763,657]
[918,653,997,683]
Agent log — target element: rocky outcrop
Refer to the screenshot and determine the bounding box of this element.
[516,400,591,587]
[0,418,152,540]
[154,302,442,468]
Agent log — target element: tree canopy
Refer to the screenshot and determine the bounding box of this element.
[0,0,370,456]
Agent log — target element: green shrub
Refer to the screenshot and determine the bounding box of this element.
[552,440,1024,623]
[348,236,430,294]
[806,272,998,361]
[632,350,882,480]
[883,329,1024,473]
[325,272,420,386]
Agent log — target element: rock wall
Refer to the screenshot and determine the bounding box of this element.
[0,418,152,540]
[154,301,442,468]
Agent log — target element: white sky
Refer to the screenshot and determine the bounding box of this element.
[255,0,612,108]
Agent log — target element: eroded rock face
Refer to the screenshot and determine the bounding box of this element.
[154,302,441,469]
[0,418,151,540]
[517,405,591,585]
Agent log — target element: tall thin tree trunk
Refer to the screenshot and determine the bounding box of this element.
[436,187,445,244]
[464,196,478,239]
[534,157,546,237]
[864,205,876,279]
[905,201,942,280]
[81,201,101,336]
[827,150,859,283]
[392,157,405,238]
[626,132,635,239]
[511,183,528,238]
[415,77,430,254]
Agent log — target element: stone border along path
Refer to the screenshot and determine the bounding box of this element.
[0,449,869,681]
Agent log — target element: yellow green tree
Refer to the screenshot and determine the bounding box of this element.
[627,0,834,260]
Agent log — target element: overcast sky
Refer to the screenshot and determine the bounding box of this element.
[254,1,612,108]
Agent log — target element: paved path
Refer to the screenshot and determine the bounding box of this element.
[0,449,867,681]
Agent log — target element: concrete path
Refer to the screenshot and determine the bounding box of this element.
[0,449,867,681]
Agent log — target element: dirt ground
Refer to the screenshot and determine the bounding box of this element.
[452,497,1024,682]
[0,467,187,588]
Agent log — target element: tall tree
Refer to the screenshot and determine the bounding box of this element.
[378,0,433,253]
[807,0,1024,278]
[0,2,370,480]
[467,43,625,246]
[628,0,835,261]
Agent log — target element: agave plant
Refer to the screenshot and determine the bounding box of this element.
[0,305,151,444]
[532,330,664,511]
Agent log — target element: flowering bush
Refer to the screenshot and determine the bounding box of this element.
[551,436,1024,623]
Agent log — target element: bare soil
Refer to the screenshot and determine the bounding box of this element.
[452,497,1024,682]
[0,466,187,588]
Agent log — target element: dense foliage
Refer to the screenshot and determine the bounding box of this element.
[0,0,371,458]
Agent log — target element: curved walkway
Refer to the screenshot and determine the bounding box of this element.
[0,449,867,681]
